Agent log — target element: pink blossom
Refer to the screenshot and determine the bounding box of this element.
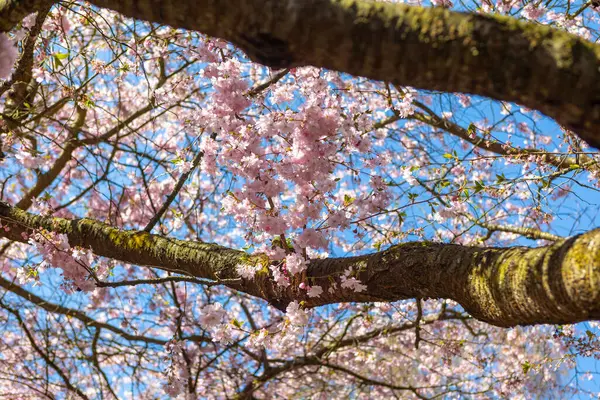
[286,301,309,326]
[0,34,17,80]
[22,13,37,29]
[457,94,471,107]
[307,285,323,298]
[199,303,226,330]
[211,323,234,344]
[246,329,269,348]
[27,231,95,292]
[340,276,367,293]
[296,228,328,250]
[271,84,294,104]
[32,67,51,83]
[432,0,453,7]
[236,263,261,280]
[522,3,546,20]
[15,151,45,169]
[270,264,290,287]
[402,167,417,186]
[340,268,368,293]
[285,253,307,275]
[60,13,71,32]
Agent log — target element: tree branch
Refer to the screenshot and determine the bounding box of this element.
[0,274,173,344]
[2,0,598,148]
[3,303,90,400]
[143,131,217,233]
[0,201,598,327]
[0,0,52,33]
[409,100,599,173]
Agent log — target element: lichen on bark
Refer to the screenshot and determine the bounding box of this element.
[1,201,598,327]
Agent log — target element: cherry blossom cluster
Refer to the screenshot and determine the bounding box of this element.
[24,229,104,292]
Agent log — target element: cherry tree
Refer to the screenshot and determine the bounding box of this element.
[0,0,599,398]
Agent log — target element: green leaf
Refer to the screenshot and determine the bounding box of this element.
[473,180,485,194]
[586,330,595,339]
[522,361,532,375]
[436,179,450,188]
[271,236,283,249]
[467,123,477,136]
[540,179,550,189]
[231,319,243,328]
[343,194,355,206]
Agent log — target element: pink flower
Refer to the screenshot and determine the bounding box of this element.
[0,34,17,80]
[270,264,290,287]
[285,253,307,275]
[296,228,328,250]
[286,301,309,326]
[457,94,471,107]
[522,4,546,20]
[340,268,368,293]
[307,285,323,298]
[15,151,45,169]
[199,303,226,330]
[236,263,261,280]
[340,276,367,293]
[60,14,71,32]
[432,0,454,7]
[22,13,37,29]
[211,324,234,344]
[246,329,269,348]
[402,168,417,186]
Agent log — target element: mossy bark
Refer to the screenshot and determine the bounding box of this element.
[1,202,599,327]
[0,0,52,31]
[2,0,598,148]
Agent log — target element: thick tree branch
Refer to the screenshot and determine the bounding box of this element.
[2,0,598,148]
[0,201,598,327]
[0,0,51,32]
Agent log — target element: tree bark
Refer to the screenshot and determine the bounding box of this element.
[1,201,598,327]
[2,0,599,148]
[0,0,52,32]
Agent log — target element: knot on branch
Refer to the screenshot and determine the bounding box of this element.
[237,33,295,69]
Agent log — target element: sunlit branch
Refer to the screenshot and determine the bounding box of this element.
[2,0,598,148]
[0,201,598,327]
